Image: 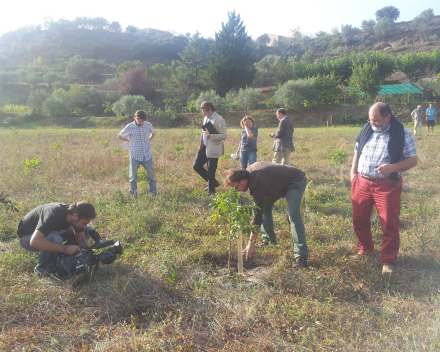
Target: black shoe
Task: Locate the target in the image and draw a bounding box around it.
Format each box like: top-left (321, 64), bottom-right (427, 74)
top-left (204, 181), bottom-right (220, 192)
top-left (34, 266), bottom-right (50, 277)
top-left (293, 257), bottom-right (307, 268)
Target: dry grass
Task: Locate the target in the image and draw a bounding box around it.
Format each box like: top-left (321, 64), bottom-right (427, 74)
top-left (0, 124), bottom-right (439, 351)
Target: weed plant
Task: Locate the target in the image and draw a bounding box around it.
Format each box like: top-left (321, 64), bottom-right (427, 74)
top-left (0, 126), bottom-right (439, 351)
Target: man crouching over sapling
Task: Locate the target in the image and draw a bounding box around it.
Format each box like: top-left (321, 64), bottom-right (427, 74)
top-left (17, 201), bottom-right (99, 277)
top-left (224, 162), bottom-right (309, 268)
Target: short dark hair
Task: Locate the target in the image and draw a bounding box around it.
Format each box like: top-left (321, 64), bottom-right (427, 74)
top-left (134, 110), bottom-right (147, 120)
top-left (277, 108), bottom-right (287, 116)
top-left (200, 101), bottom-right (215, 112)
top-left (375, 103), bottom-right (392, 118)
top-left (224, 169), bottom-right (250, 187)
top-left (68, 201), bottom-right (97, 220)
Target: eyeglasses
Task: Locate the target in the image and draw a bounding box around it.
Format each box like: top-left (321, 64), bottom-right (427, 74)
top-left (368, 116), bottom-right (386, 126)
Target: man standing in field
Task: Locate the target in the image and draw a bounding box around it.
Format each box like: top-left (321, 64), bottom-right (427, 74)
top-left (268, 108), bottom-right (295, 165)
top-left (17, 201), bottom-right (98, 276)
top-left (193, 101), bottom-right (227, 195)
top-left (118, 110), bottom-right (156, 197)
top-left (351, 103), bottom-right (417, 275)
top-left (426, 103), bottom-right (437, 135)
top-left (225, 162), bottom-right (309, 268)
top-left (411, 105), bottom-right (423, 137)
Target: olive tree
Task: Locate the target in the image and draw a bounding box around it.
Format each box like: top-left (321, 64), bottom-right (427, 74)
top-left (112, 95), bottom-right (153, 117)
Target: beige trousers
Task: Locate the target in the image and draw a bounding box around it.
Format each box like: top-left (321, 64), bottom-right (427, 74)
top-left (272, 150), bottom-right (291, 165)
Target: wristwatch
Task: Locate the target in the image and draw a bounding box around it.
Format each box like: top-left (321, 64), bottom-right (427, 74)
top-left (249, 239), bottom-right (256, 243)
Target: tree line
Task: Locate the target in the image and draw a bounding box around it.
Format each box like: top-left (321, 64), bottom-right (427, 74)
top-left (0, 8), bottom-right (440, 120)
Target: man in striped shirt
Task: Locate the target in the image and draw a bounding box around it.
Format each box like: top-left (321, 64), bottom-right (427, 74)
top-left (118, 110), bottom-right (157, 197)
top-left (350, 103), bottom-right (417, 275)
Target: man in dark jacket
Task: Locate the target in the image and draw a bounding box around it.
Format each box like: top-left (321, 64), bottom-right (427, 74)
top-left (269, 108), bottom-right (295, 165)
top-left (225, 162), bottom-right (309, 268)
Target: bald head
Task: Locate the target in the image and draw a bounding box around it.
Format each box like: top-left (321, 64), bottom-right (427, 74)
top-left (369, 102), bottom-right (392, 132)
top-left (369, 102), bottom-right (392, 118)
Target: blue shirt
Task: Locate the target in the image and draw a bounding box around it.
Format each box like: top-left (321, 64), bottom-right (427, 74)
top-left (240, 127), bottom-right (258, 153)
top-left (426, 108), bottom-right (437, 120)
top-left (119, 121), bottom-right (155, 162)
top-left (355, 125), bottom-right (417, 178)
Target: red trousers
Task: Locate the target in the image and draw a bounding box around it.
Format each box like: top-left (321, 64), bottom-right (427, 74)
top-left (351, 174), bottom-right (402, 265)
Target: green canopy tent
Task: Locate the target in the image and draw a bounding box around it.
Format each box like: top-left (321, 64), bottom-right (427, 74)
top-left (344, 84), bottom-right (423, 104)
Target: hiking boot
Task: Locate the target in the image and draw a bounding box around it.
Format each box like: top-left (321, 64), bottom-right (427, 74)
top-left (382, 264), bottom-right (395, 275)
top-left (293, 257), bottom-right (308, 268)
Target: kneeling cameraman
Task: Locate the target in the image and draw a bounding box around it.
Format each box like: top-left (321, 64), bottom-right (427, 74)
top-left (17, 201), bottom-right (99, 277)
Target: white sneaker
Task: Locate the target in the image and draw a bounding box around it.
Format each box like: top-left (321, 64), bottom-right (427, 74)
top-left (382, 265), bottom-right (395, 275)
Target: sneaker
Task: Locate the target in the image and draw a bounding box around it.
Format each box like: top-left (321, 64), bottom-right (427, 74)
top-left (349, 251), bottom-right (373, 259)
top-left (34, 266), bottom-right (50, 277)
top-left (293, 257), bottom-right (308, 268)
top-left (382, 264), bottom-right (395, 275)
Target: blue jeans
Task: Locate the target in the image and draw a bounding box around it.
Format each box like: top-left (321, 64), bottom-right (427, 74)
top-left (130, 157), bottom-right (157, 195)
top-left (261, 177), bottom-right (308, 259)
top-left (18, 226), bottom-right (93, 275)
top-left (240, 151), bottom-right (257, 169)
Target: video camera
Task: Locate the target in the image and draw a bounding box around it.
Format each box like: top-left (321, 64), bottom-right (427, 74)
top-left (55, 239), bottom-right (124, 280)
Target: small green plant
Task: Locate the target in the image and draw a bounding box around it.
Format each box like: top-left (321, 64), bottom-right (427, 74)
top-left (35, 132), bottom-right (42, 138)
top-left (326, 148), bottom-right (349, 182)
top-left (161, 251), bottom-right (177, 284)
top-left (100, 140), bottom-right (109, 148)
top-left (210, 188), bottom-right (258, 273)
top-left (47, 154), bottom-right (58, 162)
top-left (22, 157), bottom-right (44, 174)
top-left (11, 129), bottom-right (19, 137)
top-left (260, 146), bottom-right (269, 157)
top-left (111, 148), bottom-right (122, 153)
top-left (51, 142), bottom-right (61, 149)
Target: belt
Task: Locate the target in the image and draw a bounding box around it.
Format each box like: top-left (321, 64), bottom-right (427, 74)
top-left (360, 174), bottom-right (390, 181)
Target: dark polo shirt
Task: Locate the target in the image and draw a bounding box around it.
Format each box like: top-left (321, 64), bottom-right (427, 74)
top-left (247, 162), bottom-right (306, 226)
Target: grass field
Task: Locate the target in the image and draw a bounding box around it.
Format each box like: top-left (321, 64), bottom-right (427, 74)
top-left (0, 124), bottom-right (439, 351)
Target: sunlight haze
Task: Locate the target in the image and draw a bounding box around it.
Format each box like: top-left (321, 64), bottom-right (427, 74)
top-left (1, 0), bottom-right (439, 39)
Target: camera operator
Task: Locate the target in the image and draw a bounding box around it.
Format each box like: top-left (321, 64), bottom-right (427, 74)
top-left (17, 201), bottom-right (99, 277)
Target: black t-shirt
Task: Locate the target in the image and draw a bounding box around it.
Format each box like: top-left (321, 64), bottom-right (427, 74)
top-left (17, 203), bottom-right (71, 238)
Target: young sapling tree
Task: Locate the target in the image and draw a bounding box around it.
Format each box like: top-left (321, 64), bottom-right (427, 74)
top-left (210, 188), bottom-right (258, 275)
top-left (326, 148), bottom-right (349, 183)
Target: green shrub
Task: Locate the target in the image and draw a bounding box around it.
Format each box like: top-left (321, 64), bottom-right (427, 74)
top-left (112, 95), bottom-right (153, 117)
top-left (195, 90), bottom-right (227, 116)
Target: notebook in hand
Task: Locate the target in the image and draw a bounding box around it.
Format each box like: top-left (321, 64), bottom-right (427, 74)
top-left (202, 121), bottom-right (218, 134)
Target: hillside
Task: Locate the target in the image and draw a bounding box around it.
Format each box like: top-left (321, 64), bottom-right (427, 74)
top-left (1, 16), bottom-right (440, 70)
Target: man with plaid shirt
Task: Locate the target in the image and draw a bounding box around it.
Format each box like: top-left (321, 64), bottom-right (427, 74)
top-left (350, 103), bottom-right (417, 275)
top-left (118, 110), bottom-right (157, 196)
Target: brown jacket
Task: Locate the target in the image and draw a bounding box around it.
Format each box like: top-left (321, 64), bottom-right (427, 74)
top-left (247, 162), bottom-right (305, 226)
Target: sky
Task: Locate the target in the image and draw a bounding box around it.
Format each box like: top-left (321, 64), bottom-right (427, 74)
top-left (1, 0), bottom-right (439, 39)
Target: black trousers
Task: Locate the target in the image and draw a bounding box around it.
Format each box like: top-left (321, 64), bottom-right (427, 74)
top-left (193, 146), bottom-right (219, 193)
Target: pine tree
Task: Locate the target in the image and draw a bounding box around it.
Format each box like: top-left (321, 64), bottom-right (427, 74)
top-left (175, 33), bottom-right (212, 97)
top-left (208, 11), bottom-right (257, 97)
